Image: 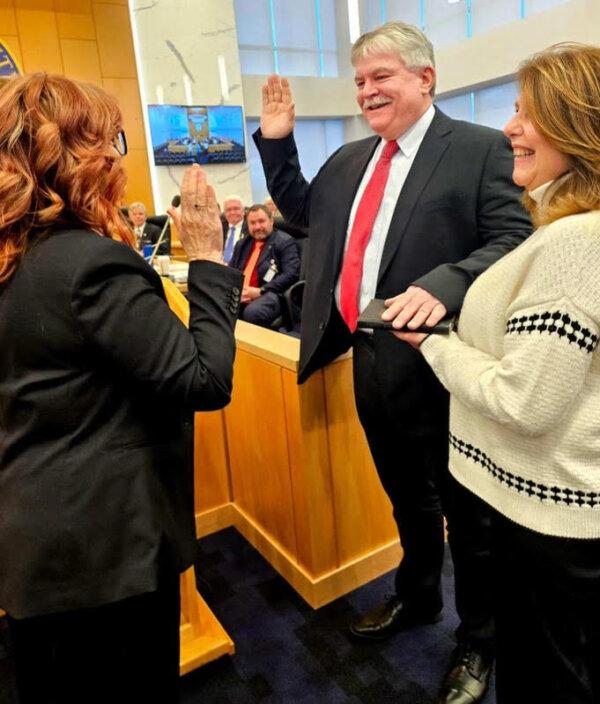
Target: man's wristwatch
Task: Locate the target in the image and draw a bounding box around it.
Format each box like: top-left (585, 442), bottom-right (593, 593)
top-left (259, 286), bottom-right (267, 295)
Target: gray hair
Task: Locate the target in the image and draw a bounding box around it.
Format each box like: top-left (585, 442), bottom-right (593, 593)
top-left (223, 194), bottom-right (244, 207)
top-left (127, 202), bottom-right (147, 214)
top-left (351, 21), bottom-right (436, 95)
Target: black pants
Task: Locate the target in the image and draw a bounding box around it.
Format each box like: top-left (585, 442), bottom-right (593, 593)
top-left (492, 511), bottom-right (600, 703)
top-left (6, 566), bottom-right (181, 704)
top-left (353, 333), bottom-right (494, 652)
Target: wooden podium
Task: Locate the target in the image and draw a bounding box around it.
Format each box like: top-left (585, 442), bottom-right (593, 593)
top-left (194, 321), bottom-right (402, 609)
top-left (162, 280), bottom-right (234, 674)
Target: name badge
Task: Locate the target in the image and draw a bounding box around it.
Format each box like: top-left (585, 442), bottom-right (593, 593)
top-left (263, 259), bottom-right (278, 283)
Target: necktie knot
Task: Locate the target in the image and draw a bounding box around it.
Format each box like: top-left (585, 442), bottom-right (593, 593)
top-left (381, 140), bottom-right (399, 162)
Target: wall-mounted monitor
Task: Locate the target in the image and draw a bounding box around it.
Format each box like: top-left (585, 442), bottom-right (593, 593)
top-left (147, 104), bottom-right (246, 166)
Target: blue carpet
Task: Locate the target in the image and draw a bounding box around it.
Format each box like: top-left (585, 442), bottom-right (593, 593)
top-left (0, 528), bottom-right (496, 703)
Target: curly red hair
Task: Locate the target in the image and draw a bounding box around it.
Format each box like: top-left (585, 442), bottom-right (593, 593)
top-left (0, 73), bottom-right (135, 284)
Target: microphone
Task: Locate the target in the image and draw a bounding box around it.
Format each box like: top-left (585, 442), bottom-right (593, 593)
top-left (148, 194), bottom-right (180, 265)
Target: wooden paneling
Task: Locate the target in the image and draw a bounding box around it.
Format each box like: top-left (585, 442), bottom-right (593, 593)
top-left (282, 368), bottom-right (338, 575)
top-left (0, 4), bottom-right (18, 35)
top-left (225, 350), bottom-right (298, 557)
top-left (92, 2), bottom-right (136, 78)
top-left (101, 76), bottom-right (146, 150)
top-left (194, 411), bottom-right (231, 513)
top-left (15, 8), bottom-right (63, 74)
top-left (324, 359), bottom-right (398, 564)
top-left (14, 0), bottom-right (54, 9)
top-left (55, 0), bottom-right (94, 39)
top-left (0, 35), bottom-right (22, 70)
top-left (60, 38), bottom-right (101, 82)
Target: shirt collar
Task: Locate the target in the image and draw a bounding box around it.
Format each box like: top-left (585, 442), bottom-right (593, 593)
top-left (528, 180), bottom-right (555, 205)
top-left (528, 172), bottom-right (570, 207)
top-left (393, 104), bottom-right (436, 158)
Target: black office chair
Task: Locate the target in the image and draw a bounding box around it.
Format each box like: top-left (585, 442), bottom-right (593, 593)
top-left (270, 238), bottom-right (308, 334)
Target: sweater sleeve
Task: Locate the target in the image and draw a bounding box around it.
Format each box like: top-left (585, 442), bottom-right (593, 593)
top-left (421, 224), bottom-right (600, 436)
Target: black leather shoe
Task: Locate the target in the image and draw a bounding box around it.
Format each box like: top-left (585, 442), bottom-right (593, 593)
top-left (349, 597), bottom-right (442, 641)
top-left (436, 646), bottom-right (493, 704)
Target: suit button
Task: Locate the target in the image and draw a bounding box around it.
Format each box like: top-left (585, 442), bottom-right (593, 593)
top-left (230, 305), bottom-right (238, 314)
top-left (232, 287), bottom-right (240, 295)
top-left (318, 322), bottom-right (325, 330)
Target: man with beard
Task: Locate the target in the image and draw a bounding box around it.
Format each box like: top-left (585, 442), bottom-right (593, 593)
top-left (229, 204), bottom-right (300, 328)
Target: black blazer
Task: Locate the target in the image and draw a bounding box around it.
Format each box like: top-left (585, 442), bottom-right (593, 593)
top-left (229, 229), bottom-right (300, 295)
top-left (254, 109), bottom-right (532, 420)
top-left (0, 229), bottom-right (243, 618)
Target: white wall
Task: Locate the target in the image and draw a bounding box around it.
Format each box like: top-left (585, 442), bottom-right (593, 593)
top-left (129, 0), bottom-right (252, 212)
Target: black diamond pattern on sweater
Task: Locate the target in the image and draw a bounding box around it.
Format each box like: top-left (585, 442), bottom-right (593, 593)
top-left (449, 433), bottom-right (600, 509)
top-left (506, 310), bottom-right (598, 352)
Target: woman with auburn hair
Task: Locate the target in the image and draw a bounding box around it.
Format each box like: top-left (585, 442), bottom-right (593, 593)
top-left (0, 73), bottom-right (242, 703)
top-left (386, 43), bottom-right (600, 703)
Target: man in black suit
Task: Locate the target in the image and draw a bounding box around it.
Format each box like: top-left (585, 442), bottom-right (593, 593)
top-left (128, 201), bottom-right (167, 254)
top-left (229, 204), bottom-right (300, 328)
top-left (254, 21), bottom-right (531, 704)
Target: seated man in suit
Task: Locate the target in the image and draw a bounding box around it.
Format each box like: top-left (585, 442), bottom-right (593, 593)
top-left (127, 202), bottom-right (168, 255)
top-left (229, 204), bottom-right (300, 328)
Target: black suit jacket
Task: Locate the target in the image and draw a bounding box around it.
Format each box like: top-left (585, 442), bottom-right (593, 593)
top-left (229, 229), bottom-right (300, 295)
top-left (0, 229), bottom-right (243, 618)
top-left (254, 109), bottom-right (532, 421)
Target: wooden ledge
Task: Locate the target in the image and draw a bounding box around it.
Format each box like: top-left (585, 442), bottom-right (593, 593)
top-left (234, 320), bottom-right (300, 371)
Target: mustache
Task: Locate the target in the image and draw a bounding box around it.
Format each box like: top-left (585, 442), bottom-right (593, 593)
top-left (363, 96), bottom-right (392, 109)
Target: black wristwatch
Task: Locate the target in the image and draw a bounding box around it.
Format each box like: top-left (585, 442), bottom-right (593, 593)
top-left (259, 285), bottom-right (267, 295)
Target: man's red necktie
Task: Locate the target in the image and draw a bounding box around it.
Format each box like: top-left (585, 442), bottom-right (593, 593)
top-left (339, 140), bottom-right (400, 332)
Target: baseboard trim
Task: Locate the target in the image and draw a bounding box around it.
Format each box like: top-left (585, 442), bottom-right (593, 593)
top-left (195, 503), bottom-right (401, 609)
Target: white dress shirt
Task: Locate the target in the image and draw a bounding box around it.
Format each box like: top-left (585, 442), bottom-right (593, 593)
top-left (335, 104), bottom-right (436, 317)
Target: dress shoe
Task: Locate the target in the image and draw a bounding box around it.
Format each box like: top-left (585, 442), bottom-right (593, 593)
top-left (436, 646), bottom-right (493, 704)
top-left (349, 597), bottom-right (442, 641)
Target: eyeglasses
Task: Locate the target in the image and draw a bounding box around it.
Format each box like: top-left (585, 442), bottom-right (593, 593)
top-left (112, 130), bottom-right (127, 156)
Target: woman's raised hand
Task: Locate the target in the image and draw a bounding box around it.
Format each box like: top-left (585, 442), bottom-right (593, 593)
top-left (168, 164), bottom-right (224, 264)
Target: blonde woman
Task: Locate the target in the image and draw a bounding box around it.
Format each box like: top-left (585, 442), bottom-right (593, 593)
top-left (387, 43), bottom-right (600, 703)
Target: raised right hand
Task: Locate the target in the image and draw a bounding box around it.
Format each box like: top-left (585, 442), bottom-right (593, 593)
top-left (168, 164), bottom-right (224, 264)
top-left (260, 74), bottom-right (295, 139)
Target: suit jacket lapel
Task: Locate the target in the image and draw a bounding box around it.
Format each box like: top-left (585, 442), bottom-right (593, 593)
top-left (377, 109), bottom-right (453, 284)
top-left (257, 236), bottom-right (273, 268)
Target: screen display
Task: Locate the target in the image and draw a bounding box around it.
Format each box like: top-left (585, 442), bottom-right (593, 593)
top-left (147, 104), bottom-right (246, 166)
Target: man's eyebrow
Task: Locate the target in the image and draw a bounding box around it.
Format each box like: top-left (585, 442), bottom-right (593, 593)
top-left (354, 66), bottom-right (393, 80)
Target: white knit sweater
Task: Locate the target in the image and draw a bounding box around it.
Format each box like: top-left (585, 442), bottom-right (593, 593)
top-left (421, 183), bottom-right (600, 538)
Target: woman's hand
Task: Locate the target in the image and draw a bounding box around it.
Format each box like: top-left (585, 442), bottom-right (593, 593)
top-left (168, 164), bottom-right (224, 264)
